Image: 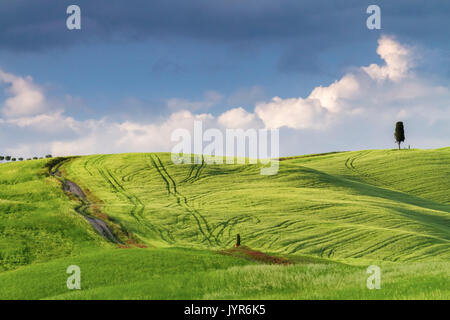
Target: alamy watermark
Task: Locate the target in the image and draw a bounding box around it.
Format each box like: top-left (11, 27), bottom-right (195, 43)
top-left (366, 5), bottom-right (381, 30)
top-left (366, 265), bottom-right (381, 289)
top-left (171, 121), bottom-right (279, 175)
top-left (66, 5), bottom-right (81, 30)
top-left (66, 265), bottom-right (81, 290)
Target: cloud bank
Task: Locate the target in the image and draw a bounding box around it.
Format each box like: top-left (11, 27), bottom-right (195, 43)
top-left (0, 36), bottom-right (448, 158)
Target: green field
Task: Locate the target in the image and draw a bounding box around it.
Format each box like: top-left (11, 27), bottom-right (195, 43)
top-left (0, 148), bottom-right (449, 299)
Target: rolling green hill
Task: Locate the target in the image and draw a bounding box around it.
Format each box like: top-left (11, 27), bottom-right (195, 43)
top-left (0, 148), bottom-right (449, 299)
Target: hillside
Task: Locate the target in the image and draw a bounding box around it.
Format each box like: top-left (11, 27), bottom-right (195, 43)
top-left (60, 149), bottom-right (450, 262)
top-left (0, 148), bottom-right (449, 299)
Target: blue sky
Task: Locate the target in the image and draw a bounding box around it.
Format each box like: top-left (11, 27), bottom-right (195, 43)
top-left (0, 0), bottom-right (449, 157)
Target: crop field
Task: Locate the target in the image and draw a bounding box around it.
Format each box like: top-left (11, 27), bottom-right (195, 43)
top-left (0, 148), bottom-right (449, 299)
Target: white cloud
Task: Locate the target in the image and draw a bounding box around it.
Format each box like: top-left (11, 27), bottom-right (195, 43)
top-left (0, 35), bottom-right (449, 158)
top-left (255, 97), bottom-right (328, 130)
top-left (253, 34), bottom-right (449, 132)
top-left (0, 69), bottom-right (47, 118)
top-left (362, 35), bottom-right (414, 81)
top-left (114, 111), bottom-right (214, 152)
top-left (5, 111), bottom-right (80, 133)
top-left (48, 110), bottom-right (215, 156)
top-left (218, 107), bottom-right (262, 129)
top-left (308, 74), bottom-right (360, 113)
top-left (253, 73), bottom-right (361, 130)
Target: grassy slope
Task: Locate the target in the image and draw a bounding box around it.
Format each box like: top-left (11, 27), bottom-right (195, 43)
top-left (286, 148), bottom-right (450, 204)
top-left (62, 150), bottom-right (449, 263)
top-left (1, 248), bottom-right (447, 299)
top-left (0, 148), bottom-right (449, 299)
top-left (0, 160), bottom-right (109, 271)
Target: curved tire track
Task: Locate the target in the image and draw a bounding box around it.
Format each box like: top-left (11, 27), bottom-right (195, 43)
top-left (84, 156), bottom-right (175, 244)
top-left (149, 154), bottom-right (216, 246)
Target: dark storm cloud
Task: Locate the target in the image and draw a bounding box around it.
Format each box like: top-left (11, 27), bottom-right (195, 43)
top-left (0, 0), bottom-right (448, 73)
top-left (1, 0), bottom-right (359, 50)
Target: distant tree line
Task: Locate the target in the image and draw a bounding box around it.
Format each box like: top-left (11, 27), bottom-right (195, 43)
top-left (0, 155), bottom-right (52, 162)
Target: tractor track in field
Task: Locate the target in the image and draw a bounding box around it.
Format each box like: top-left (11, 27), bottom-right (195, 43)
top-left (345, 151), bottom-right (371, 170)
top-left (149, 154), bottom-right (217, 246)
top-left (181, 156), bottom-right (206, 184)
top-left (344, 150), bottom-right (388, 186)
top-left (208, 214), bottom-right (258, 246)
top-left (52, 154), bottom-right (266, 249)
top-left (121, 167), bottom-right (148, 182)
top-left (149, 154), bottom-right (261, 247)
top-left (181, 162), bottom-right (197, 183)
top-left (193, 158), bottom-right (207, 183)
top-left (90, 156), bottom-right (175, 244)
top-left (150, 154), bottom-right (260, 245)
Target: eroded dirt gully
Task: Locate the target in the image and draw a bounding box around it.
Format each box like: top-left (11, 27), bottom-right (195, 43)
top-left (47, 157), bottom-right (121, 244)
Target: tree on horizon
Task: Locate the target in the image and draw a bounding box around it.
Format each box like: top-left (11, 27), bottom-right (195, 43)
top-left (395, 121), bottom-right (405, 150)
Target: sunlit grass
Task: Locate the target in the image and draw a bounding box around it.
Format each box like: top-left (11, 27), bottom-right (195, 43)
top-left (0, 148), bottom-right (448, 299)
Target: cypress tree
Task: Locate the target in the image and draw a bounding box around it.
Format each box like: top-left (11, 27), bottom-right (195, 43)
top-left (394, 121), bottom-right (405, 150)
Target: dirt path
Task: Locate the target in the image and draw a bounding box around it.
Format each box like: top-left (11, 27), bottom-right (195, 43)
top-left (63, 179), bottom-right (86, 199)
top-left (48, 158), bottom-right (121, 244)
top-left (219, 246), bottom-right (292, 265)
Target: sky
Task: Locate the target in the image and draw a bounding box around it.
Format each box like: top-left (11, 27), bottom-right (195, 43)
top-left (0, 0), bottom-right (449, 158)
